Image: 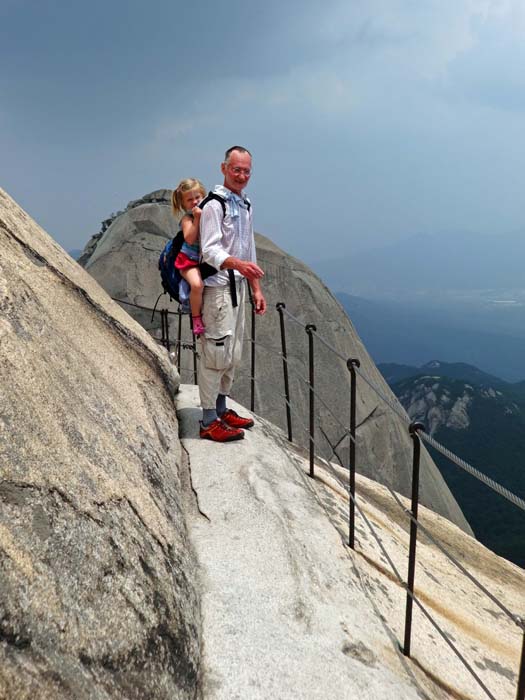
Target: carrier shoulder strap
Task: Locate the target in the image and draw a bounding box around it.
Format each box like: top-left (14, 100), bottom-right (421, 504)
top-left (199, 191), bottom-right (251, 214)
top-left (198, 192), bottom-right (227, 217)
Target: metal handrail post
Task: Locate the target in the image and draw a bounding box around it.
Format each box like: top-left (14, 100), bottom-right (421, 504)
top-left (248, 285), bottom-right (255, 412)
top-left (403, 421), bottom-right (425, 657)
top-left (160, 309), bottom-right (166, 348)
top-left (186, 313), bottom-right (197, 384)
top-left (347, 358), bottom-right (360, 549)
top-left (277, 303), bottom-right (293, 442)
top-left (191, 313), bottom-right (198, 385)
top-left (161, 309), bottom-right (170, 352)
top-left (164, 309), bottom-right (171, 353)
top-left (517, 623), bottom-right (525, 700)
top-left (176, 307), bottom-right (183, 370)
top-left (305, 324), bottom-right (317, 478)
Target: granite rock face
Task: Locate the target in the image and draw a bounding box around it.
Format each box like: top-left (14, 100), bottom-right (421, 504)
top-left (399, 377), bottom-right (474, 435)
top-left (0, 189), bottom-right (200, 699)
top-left (79, 194), bottom-right (471, 534)
top-left (80, 190), bottom-right (179, 337)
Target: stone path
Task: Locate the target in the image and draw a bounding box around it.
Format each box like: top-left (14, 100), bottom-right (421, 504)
top-left (176, 385), bottom-right (426, 700)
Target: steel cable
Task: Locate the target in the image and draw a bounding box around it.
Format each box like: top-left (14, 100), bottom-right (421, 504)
top-left (280, 306), bottom-right (309, 329)
top-left (309, 386), bottom-right (357, 445)
top-left (346, 488), bottom-right (498, 700)
top-left (311, 328), bottom-right (350, 364)
top-left (354, 365), bottom-right (409, 423)
top-left (232, 365), bottom-right (311, 440)
top-left (112, 296), bottom-right (183, 316)
top-left (419, 431), bottom-right (525, 513)
top-left (351, 365), bottom-right (525, 512)
top-left (251, 338), bottom-right (358, 445)
top-left (385, 485), bottom-right (523, 628)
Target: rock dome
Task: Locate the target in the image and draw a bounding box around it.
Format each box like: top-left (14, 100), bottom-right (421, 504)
top-left (80, 192), bottom-right (471, 533)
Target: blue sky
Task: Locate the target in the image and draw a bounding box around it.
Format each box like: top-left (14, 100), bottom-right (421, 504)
top-left (2, 0), bottom-right (525, 264)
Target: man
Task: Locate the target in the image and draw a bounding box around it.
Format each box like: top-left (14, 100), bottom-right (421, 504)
top-left (198, 146), bottom-right (267, 442)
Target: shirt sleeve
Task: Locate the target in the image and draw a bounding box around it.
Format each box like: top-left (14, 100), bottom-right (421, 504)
top-left (249, 210), bottom-right (257, 264)
top-left (199, 201), bottom-right (230, 270)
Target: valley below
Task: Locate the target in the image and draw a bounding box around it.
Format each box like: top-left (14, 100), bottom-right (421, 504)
top-left (334, 283), bottom-right (525, 568)
top-left (378, 360), bottom-right (525, 568)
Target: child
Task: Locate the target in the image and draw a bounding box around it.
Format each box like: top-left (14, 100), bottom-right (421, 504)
top-left (171, 178), bottom-right (207, 335)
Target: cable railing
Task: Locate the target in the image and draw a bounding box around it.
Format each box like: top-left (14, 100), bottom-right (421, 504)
top-left (419, 429), bottom-right (525, 513)
top-left (274, 304), bottom-right (525, 700)
top-left (112, 292), bottom-right (525, 700)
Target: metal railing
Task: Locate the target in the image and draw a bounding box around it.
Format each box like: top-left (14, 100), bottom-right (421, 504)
top-left (274, 303), bottom-right (525, 700)
top-left (113, 293), bottom-right (525, 700)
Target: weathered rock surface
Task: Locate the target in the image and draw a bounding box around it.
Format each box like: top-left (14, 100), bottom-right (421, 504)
top-left (0, 188), bottom-right (200, 699)
top-left (79, 194), bottom-right (471, 534)
top-left (80, 190), bottom-right (179, 335)
top-left (399, 376), bottom-right (474, 434)
top-left (78, 189), bottom-right (173, 269)
top-left (177, 384), bottom-right (525, 700)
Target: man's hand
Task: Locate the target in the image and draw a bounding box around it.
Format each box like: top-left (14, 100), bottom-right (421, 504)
top-left (222, 257), bottom-right (264, 282)
top-left (252, 289), bottom-right (267, 315)
top-left (236, 260), bottom-right (264, 281)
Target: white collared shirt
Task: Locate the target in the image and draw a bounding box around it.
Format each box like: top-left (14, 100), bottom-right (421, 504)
top-left (199, 186), bottom-right (257, 287)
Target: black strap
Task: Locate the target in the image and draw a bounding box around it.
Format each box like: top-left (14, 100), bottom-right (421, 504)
top-left (199, 192), bottom-right (227, 217)
top-left (228, 269), bottom-right (238, 308)
top-left (199, 190), bottom-right (251, 214)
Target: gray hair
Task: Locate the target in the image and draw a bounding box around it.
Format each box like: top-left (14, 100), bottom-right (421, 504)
top-left (224, 145), bottom-right (252, 163)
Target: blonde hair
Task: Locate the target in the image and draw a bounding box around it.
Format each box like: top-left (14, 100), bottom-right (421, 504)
top-left (171, 178), bottom-right (206, 216)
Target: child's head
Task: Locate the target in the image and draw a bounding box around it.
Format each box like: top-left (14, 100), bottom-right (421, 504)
top-left (172, 178), bottom-right (206, 215)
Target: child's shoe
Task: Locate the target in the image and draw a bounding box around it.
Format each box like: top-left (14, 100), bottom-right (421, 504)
top-left (192, 315), bottom-right (205, 336)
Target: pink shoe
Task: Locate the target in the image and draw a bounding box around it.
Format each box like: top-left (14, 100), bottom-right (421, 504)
top-left (192, 316), bottom-right (205, 336)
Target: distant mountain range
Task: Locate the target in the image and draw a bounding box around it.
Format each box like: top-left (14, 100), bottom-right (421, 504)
top-left (337, 292), bottom-right (525, 382)
top-left (379, 360), bottom-right (525, 567)
top-left (379, 360), bottom-right (525, 397)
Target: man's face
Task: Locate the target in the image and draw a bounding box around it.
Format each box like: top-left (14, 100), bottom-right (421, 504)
top-left (221, 150), bottom-right (252, 195)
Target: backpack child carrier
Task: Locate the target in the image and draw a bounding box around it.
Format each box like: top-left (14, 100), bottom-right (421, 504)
top-left (155, 190), bottom-right (251, 315)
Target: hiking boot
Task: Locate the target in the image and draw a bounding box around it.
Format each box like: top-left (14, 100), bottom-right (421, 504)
top-left (220, 409), bottom-right (254, 430)
top-left (199, 419), bottom-right (244, 442)
top-left (192, 316), bottom-right (205, 336)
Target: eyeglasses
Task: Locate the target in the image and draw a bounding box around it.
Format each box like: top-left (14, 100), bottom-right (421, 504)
top-left (228, 166), bottom-right (251, 176)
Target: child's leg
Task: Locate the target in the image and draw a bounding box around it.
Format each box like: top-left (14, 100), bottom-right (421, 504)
top-left (181, 267), bottom-right (204, 319)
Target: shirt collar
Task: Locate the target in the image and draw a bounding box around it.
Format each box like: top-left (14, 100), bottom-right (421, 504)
top-left (213, 185), bottom-right (250, 218)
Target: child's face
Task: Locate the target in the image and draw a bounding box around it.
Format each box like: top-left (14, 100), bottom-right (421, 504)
top-left (181, 189), bottom-right (203, 211)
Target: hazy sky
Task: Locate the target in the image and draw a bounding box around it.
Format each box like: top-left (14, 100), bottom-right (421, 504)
top-left (2, 0), bottom-right (525, 263)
